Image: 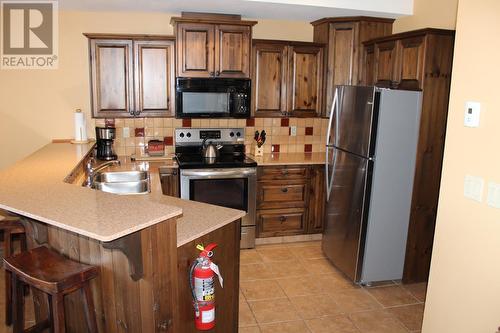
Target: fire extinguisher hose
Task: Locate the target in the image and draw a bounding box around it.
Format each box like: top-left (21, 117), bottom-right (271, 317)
top-left (189, 259), bottom-right (200, 317)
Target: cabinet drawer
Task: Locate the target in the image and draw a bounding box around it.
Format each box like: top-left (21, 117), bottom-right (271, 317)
top-left (257, 208), bottom-right (306, 237)
top-left (257, 182), bottom-right (307, 209)
top-left (258, 166), bottom-right (309, 180)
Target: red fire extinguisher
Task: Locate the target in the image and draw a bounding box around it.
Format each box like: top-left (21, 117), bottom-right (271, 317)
top-left (189, 243), bottom-right (223, 331)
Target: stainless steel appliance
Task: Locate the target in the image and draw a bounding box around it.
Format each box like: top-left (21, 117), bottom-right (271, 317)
top-left (95, 127), bottom-right (117, 161)
top-left (323, 85), bottom-right (422, 284)
top-left (175, 78), bottom-right (251, 118)
top-left (175, 128), bottom-right (257, 248)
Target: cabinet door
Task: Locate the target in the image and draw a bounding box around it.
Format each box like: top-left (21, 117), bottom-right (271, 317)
top-left (215, 25), bottom-right (251, 78)
top-left (252, 42), bottom-right (288, 117)
top-left (307, 165), bottom-right (326, 234)
top-left (287, 45), bottom-right (323, 117)
top-left (396, 36), bottom-right (425, 90)
top-left (159, 168), bottom-right (179, 197)
top-left (176, 23), bottom-right (215, 77)
top-left (90, 39), bottom-right (134, 118)
top-left (362, 44), bottom-right (375, 86)
top-left (134, 40), bottom-right (175, 117)
top-left (374, 40), bottom-right (398, 87)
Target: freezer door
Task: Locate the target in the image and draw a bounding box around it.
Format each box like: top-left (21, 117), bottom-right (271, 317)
top-left (322, 148), bottom-right (373, 282)
top-left (332, 86), bottom-right (377, 158)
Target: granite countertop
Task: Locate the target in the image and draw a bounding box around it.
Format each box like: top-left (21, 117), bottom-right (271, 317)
top-left (248, 152), bottom-right (325, 166)
top-left (0, 143), bottom-right (245, 244)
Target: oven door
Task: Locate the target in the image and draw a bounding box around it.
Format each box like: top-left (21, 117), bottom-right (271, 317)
top-left (180, 167), bottom-right (256, 228)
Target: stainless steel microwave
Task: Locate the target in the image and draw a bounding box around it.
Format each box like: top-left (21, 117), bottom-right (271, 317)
top-left (175, 78), bottom-right (251, 118)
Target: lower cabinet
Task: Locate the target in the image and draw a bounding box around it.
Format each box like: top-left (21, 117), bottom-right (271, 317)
top-left (256, 165), bottom-right (325, 237)
top-left (159, 167), bottom-right (180, 197)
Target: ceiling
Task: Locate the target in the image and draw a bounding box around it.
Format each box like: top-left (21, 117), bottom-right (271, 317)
top-left (58, 0), bottom-right (414, 21)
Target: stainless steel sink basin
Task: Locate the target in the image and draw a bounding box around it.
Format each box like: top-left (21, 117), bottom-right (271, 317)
top-left (92, 171), bottom-right (150, 195)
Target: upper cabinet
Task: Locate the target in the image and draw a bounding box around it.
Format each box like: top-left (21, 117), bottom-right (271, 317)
top-left (311, 17), bottom-right (394, 117)
top-left (171, 14), bottom-right (256, 78)
top-left (86, 35), bottom-right (175, 118)
top-left (252, 40), bottom-right (324, 118)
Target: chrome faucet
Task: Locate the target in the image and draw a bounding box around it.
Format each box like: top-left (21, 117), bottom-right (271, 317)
top-left (85, 158), bottom-right (120, 187)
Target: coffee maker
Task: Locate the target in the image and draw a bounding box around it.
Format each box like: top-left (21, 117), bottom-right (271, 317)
top-left (95, 127), bottom-right (117, 161)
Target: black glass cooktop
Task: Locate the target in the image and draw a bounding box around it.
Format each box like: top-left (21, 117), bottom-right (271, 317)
top-left (175, 153), bottom-right (257, 169)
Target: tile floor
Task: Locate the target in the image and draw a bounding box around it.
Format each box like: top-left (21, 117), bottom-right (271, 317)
top-left (239, 241), bottom-right (427, 333)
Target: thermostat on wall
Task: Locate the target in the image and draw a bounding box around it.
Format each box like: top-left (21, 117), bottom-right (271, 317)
top-left (464, 101), bottom-right (480, 127)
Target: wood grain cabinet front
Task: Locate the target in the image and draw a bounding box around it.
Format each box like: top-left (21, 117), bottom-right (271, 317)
top-left (252, 40), bottom-right (324, 118)
top-left (159, 168), bottom-right (180, 197)
top-left (172, 17), bottom-right (256, 78)
top-left (256, 165), bottom-right (325, 237)
top-left (87, 35), bottom-right (175, 118)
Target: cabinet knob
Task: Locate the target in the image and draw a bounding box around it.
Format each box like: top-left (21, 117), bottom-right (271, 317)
top-left (279, 216), bottom-right (287, 222)
top-left (216, 70), bottom-right (220, 76)
top-left (281, 170), bottom-right (289, 176)
top-left (281, 187), bottom-right (288, 193)
top-left (209, 71), bottom-right (215, 76)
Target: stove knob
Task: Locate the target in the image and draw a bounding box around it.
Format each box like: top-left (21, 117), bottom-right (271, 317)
top-left (230, 132), bottom-right (235, 137)
top-left (236, 132), bottom-right (241, 137)
top-left (186, 132), bottom-right (191, 138)
top-left (179, 133), bottom-right (185, 138)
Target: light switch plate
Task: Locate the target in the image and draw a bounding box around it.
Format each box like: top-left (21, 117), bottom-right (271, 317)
top-left (487, 182), bottom-right (500, 208)
top-left (464, 175), bottom-right (484, 202)
top-left (464, 101), bottom-right (480, 127)
top-left (290, 126), bottom-right (297, 136)
top-left (123, 127), bottom-right (130, 138)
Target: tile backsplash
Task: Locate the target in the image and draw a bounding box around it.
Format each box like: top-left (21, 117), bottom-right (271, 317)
top-left (94, 117), bottom-right (328, 157)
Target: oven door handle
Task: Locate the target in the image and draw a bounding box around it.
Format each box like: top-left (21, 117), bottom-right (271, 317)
top-left (181, 168), bottom-right (257, 178)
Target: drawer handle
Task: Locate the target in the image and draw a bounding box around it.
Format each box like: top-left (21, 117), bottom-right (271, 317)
top-left (281, 170), bottom-right (289, 176)
top-left (281, 187), bottom-right (288, 193)
top-left (279, 216), bottom-right (287, 222)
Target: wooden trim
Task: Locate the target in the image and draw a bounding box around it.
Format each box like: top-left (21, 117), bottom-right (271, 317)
top-left (170, 17), bottom-right (257, 26)
top-left (102, 232), bottom-right (144, 281)
top-left (181, 12), bottom-right (242, 21)
top-left (311, 16), bottom-right (395, 26)
top-left (252, 39), bottom-right (325, 48)
top-left (363, 28), bottom-right (455, 45)
top-left (83, 33), bottom-right (175, 41)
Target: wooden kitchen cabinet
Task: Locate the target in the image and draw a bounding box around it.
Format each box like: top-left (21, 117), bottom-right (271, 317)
top-left (171, 14), bottom-right (256, 78)
top-left (311, 17), bottom-right (394, 117)
top-left (86, 34), bottom-right (175, 118)
top-left (256, 165), bottom-right (325, 237)
top-left (363, 29), bottom-right (455, 283)
top-left (252, 40), bottom-right (324, 118)
top-left (159, 167), bottom-right (180, 197)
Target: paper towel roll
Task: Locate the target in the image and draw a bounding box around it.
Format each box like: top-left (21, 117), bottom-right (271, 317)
top-left (74, 109), bottom-right (88, 142)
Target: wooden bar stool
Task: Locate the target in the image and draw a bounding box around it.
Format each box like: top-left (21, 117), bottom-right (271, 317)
top-left (0, 212), bottom-right (27, 326)
top-left (3, 246), bottom-right (99, 333)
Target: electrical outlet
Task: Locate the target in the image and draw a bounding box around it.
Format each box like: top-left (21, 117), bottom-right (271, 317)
top-left (123, 127), bottom-right (130, 138)
top-left (464, 101), bottom-right (480, 127)
top-left (290, 126), bottom-right (297, 136)
top-left (464, 175), bottom-right (484, 202)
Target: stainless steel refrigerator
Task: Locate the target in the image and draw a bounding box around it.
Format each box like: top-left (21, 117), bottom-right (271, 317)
top-left (323, 85), bottom-right (422, 284)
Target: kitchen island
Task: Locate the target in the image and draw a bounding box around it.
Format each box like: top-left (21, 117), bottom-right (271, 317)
top-left (0, 142), bottom-right (244, 332)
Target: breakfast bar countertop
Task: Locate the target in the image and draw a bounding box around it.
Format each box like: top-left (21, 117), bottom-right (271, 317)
top-left (0, 143), bottom-right (245, 243)
top-left (248, 152), bottom-right (326, 166)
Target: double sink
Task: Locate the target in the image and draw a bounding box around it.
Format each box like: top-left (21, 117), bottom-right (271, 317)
top-left (92, 170), bottom-right (150, 195)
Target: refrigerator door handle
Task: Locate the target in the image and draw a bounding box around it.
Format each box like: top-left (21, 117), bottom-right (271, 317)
top-left (325, 148), bottom-right (337, 202)
top-left (326, 88), bottom-right (339, 146)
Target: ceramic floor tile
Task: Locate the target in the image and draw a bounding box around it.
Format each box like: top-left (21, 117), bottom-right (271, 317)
top-left (240, 263), bottom-right (275, 281)
top-left (402, 283), bottom-right (427, 302)
top-left (286, 241), bottom-right (322, 248)
top-left (332, 289), bottom-right (381, 313)
top-left (289, 245), bottom-right (325, 260)
top-left (315, 273), bottom-right (360, 293)
top-left (277, 276), bottom-right (324, 297)
top-left (299, 258), bottom-right (339, 274)
top-left (239, 326), bottom-right (261, 333)
top-left (256, 247), bottom-right (296, 262)
top-left (349, 309), bottom-right (408, 333)
top-left (240, 279), bottom-right (286, 301)
top-left (289, 294), bottom-right (342, 319)
top-left (367, 285), bottom-right (419, 307)
top-left (239, 299), bottom-right (258, 327)
top-left (387, 304), bottom-right (424, 331)
top-left (266, 260), bottom-right (309, 278)
top-left (306, 315), bottom-right (361, 333)
top-left (241, 249), bottom-right (264, 265)
top-left (260, 320), bottom-right (311, 333)
top-left (248, 298), bottom-right (301, 324)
